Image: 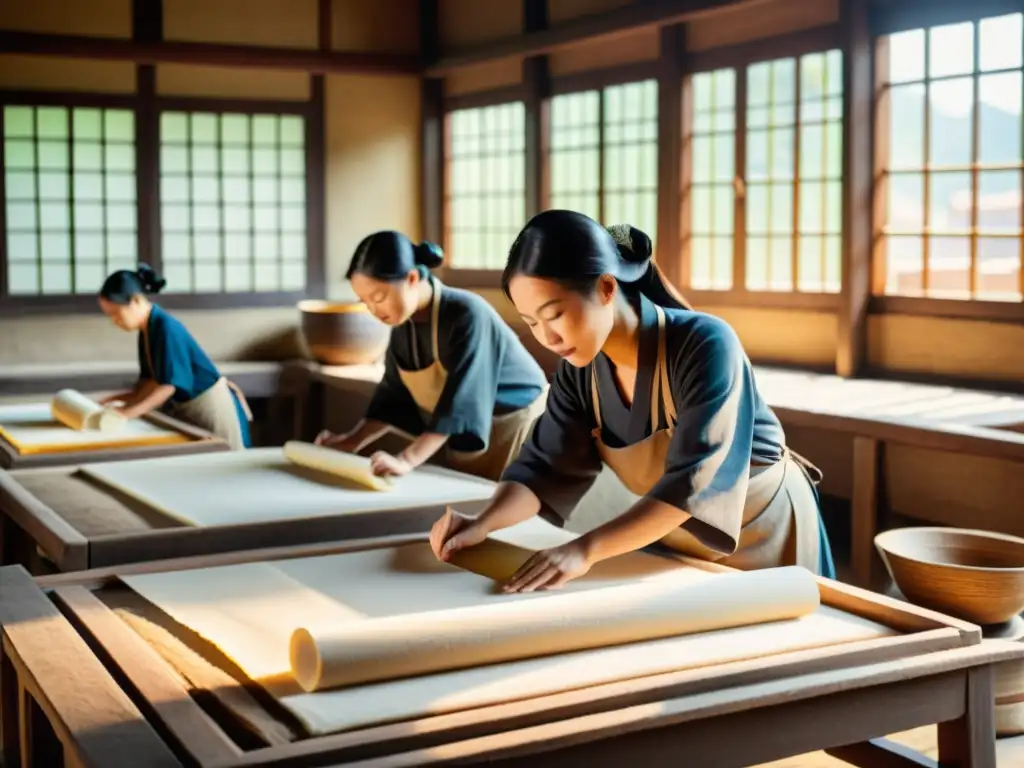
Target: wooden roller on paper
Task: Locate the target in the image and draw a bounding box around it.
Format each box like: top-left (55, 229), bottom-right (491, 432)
top-left (282, 440), bottom-right (393, 491)
top-left (289, 564), bottom-right (822, 693)
top-left (51, 389), bottom-right (127, 433)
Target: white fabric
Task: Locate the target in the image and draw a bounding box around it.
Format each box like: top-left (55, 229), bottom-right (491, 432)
top-left (122, 517), bottom-right (896, 737)
top-left (82, 447), bottom-right (496, 527)
top-left (0, 402), bottom-right (179, 451)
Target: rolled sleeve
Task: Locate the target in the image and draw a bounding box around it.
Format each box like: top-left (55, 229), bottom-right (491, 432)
top-left (427, 312), bottom-right (499, 452)
top-left (500, 363), bottom-right (602, 523)
top-left (648, 319), bottom-right (755, 556)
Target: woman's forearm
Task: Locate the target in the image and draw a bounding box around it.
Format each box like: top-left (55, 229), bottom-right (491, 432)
top-left (346, 418), bottom-right (390, 451)
top-left (398, 432), bottom-right (449, 467)
top-left (120, 381), bottom-right (175, 419)
top-left (579, 496), bottom-right (691, 563)
top-left (476, 482), bottom-right (543, 533)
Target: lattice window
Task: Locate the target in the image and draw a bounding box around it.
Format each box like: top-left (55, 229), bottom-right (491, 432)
top-left (547, 80), bottom-right (658, 243)
top-left (159, 111), bottom-right (307, 294)
top-left (602, 79), bottom-right (659, 238)
top-left (684, 49), bottom-right (843, 294)
top-left (877, 13), bottom-right (1023, 300)
top-left (445, 103), bottom-right (526, 269)
top-left (548, 91), bottom-right (600, 221)
top-left (689, 69), bottom-right (736, 290)
top-left (3, 105), bottom-right (137, 296)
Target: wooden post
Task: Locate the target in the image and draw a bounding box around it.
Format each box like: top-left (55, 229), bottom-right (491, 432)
top-left (420, 1), bottom-right (444, 246)
top-left (836, 0), bottom-right (873, 377)
top-left (657, 24), bottom-right (685, 287)
top-left (523, 0), bottom-right (550, 218)
top-left (851, 435), bottom-right (882, 589)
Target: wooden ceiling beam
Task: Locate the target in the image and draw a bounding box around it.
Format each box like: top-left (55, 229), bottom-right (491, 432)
top-left (425, 0), bottom-right (772, 74)
top-left (0, 30), bottom-right (421, 76)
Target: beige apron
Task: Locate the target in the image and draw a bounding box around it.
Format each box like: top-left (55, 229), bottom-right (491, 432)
top-left (589, 305), bottom-right (822, 572)
top-left (143, 330), bottom-right (252, 451)
top-left (397, 277), bottom-right (547, 482)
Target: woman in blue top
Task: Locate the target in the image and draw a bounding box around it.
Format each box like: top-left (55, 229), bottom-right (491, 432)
top-left (96, 264), bottom-right (252, 449)
top-left (429, 211), bottom-right (835, 591)
top-left (315, 231), bottom-right (549, 482)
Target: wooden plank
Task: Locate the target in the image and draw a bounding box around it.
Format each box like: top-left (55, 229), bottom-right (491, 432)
top-left (426, 0), bottom-right (770, 74)
top-left (0, 468), bottom-right (89, 572)
top-left (771, 406), bottom-right (1024, 464)
top-left (51, 586), bottom-right (243, 765)
top-left (836, 0), bottom-right (873, 377)
top-left (35, 533), bottom-right (429, 589)
top-left (221, 630), bottom-right (966, 767)
top-left (851, 436), bottom-right (882, 589)
top-left (0, 566), bottom-right (180, 768)
top-left (326, 646), bottom-right (1024, 767)
top-left (84, 498), bottom-right (488, 570)
top-left (0, 30), bottom-right (420, 75)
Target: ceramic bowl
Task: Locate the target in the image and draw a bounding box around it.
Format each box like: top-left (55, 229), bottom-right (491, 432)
top-left (875, 526), bottom-right (1024, 626)
top-left (298, 300), bottom-right (390, 366)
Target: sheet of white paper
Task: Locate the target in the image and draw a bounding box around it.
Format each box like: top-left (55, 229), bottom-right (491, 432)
top-left (121, 518), bottom-right (896, 737)
top-left (83, 447), bottom-right (496, 527)
top-left (0, 402), bottom-right (180, 450)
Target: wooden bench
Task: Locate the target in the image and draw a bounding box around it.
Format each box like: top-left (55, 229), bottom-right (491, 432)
top-left (755, 367), bottom-right (1024, 589)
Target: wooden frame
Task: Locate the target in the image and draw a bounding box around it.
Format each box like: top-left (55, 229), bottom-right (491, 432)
top-left (2, 536), bottom-right (1020, 767)
top-left (0, 409), bottom-right (225, 470)
top-left (868, 1), bottom-right (1024, 325)
top-left (0, 459), bottom-right (492, 573)
top-left (679, 25), bottom-right (847, 310)
top-left (0, 0), bottom-right (330, 312)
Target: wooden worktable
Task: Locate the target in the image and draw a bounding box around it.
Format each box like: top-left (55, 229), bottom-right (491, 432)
top-left (2, 536), bottom-right (1021, 768)
top-left (0, 447), bottom-right (493, 574)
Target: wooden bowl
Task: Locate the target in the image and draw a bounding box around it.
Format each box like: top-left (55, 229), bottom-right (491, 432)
top-left (298, 300), bottom-right (390, 366)
top-left (875, 527), bottom-right (1024, 626)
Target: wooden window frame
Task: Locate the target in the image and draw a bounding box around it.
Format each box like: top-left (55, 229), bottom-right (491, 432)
top-left (869, 1), bottom-right (1024, 324)
top-left (0, 86), bottom-right (325, 315)
top-left (437, 88), bottom-right (528, 290)
top-left (679, 25), bottom-right (844, 311)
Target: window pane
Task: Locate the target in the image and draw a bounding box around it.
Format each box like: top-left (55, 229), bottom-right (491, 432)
top-left (885, 235), bottom-right (924, 294)
top-left (978, 236), bottom-right (1022, 300)
top-left (929, 171), bottom-right (971, 231)
top-left (980, 14), bottom-right (1023, 71)
top-left (888, 173), bottom-right (924, 230)
top-left (978, 170), bottom-right (1021, 232)
top-left (929, 22), bottom-right (974, 78)
top-left (929, 78), bottom-right (973, 166)
top-left (978, 73), bottom-right (1022, 165)
top-left (156, 109), bottom-right (308, 294)
top-left (889, 84), bottom-right (926, 169)
top-left (4, 107), bottom-right (34, 138)
top-left (746, 236), bottom-right (768, 290)
top-left (928, 236), bottom-right (970, 297)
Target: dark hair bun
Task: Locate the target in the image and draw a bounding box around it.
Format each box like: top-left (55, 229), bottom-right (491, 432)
top-left (606, 224), bottom-right (652, 264)
top-left (413, 241), bottom-right (444, 269)
top-left (136, 263), bottom-right (167, 295)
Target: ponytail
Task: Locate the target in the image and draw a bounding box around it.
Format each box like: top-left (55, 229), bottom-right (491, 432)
top-left (605, 224), bottom-right (693, 311)
top-left (99, 263), bottom-right (166, 305)
top-left (502, 210), bottom-right (693, 312)
top-left (345, 230), bottom-right (442, 281)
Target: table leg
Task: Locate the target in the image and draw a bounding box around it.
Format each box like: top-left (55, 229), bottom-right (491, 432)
top-left (937, 666), bottom-right (997, 767)
top-left (1, 648), bottom-right (20, 768)
top-left (851, 436), bottom-right (881, 589)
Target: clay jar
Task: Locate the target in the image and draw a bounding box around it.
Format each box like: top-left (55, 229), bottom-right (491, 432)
top-left (298, 300), bottom-right (390, 366)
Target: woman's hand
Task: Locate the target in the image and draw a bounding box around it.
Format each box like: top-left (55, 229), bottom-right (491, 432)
top-left (97, 391), bottom-right (130, 406)
top-left (369, 451), bottom-right (413, 477)
top-left (502, 539), bottom-right (593, 593)
top-left (315, 429), bottom-right (355, 450)
top-left (429, 506), bottom-right (489, 561)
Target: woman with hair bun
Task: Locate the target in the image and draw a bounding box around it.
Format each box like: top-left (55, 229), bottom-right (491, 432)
top-left (429, 210), bottom-right (835, 590)
top-left (97, 264), bottom-right (252, 449)
top-left (315, 230), bottom-right (548, 482)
